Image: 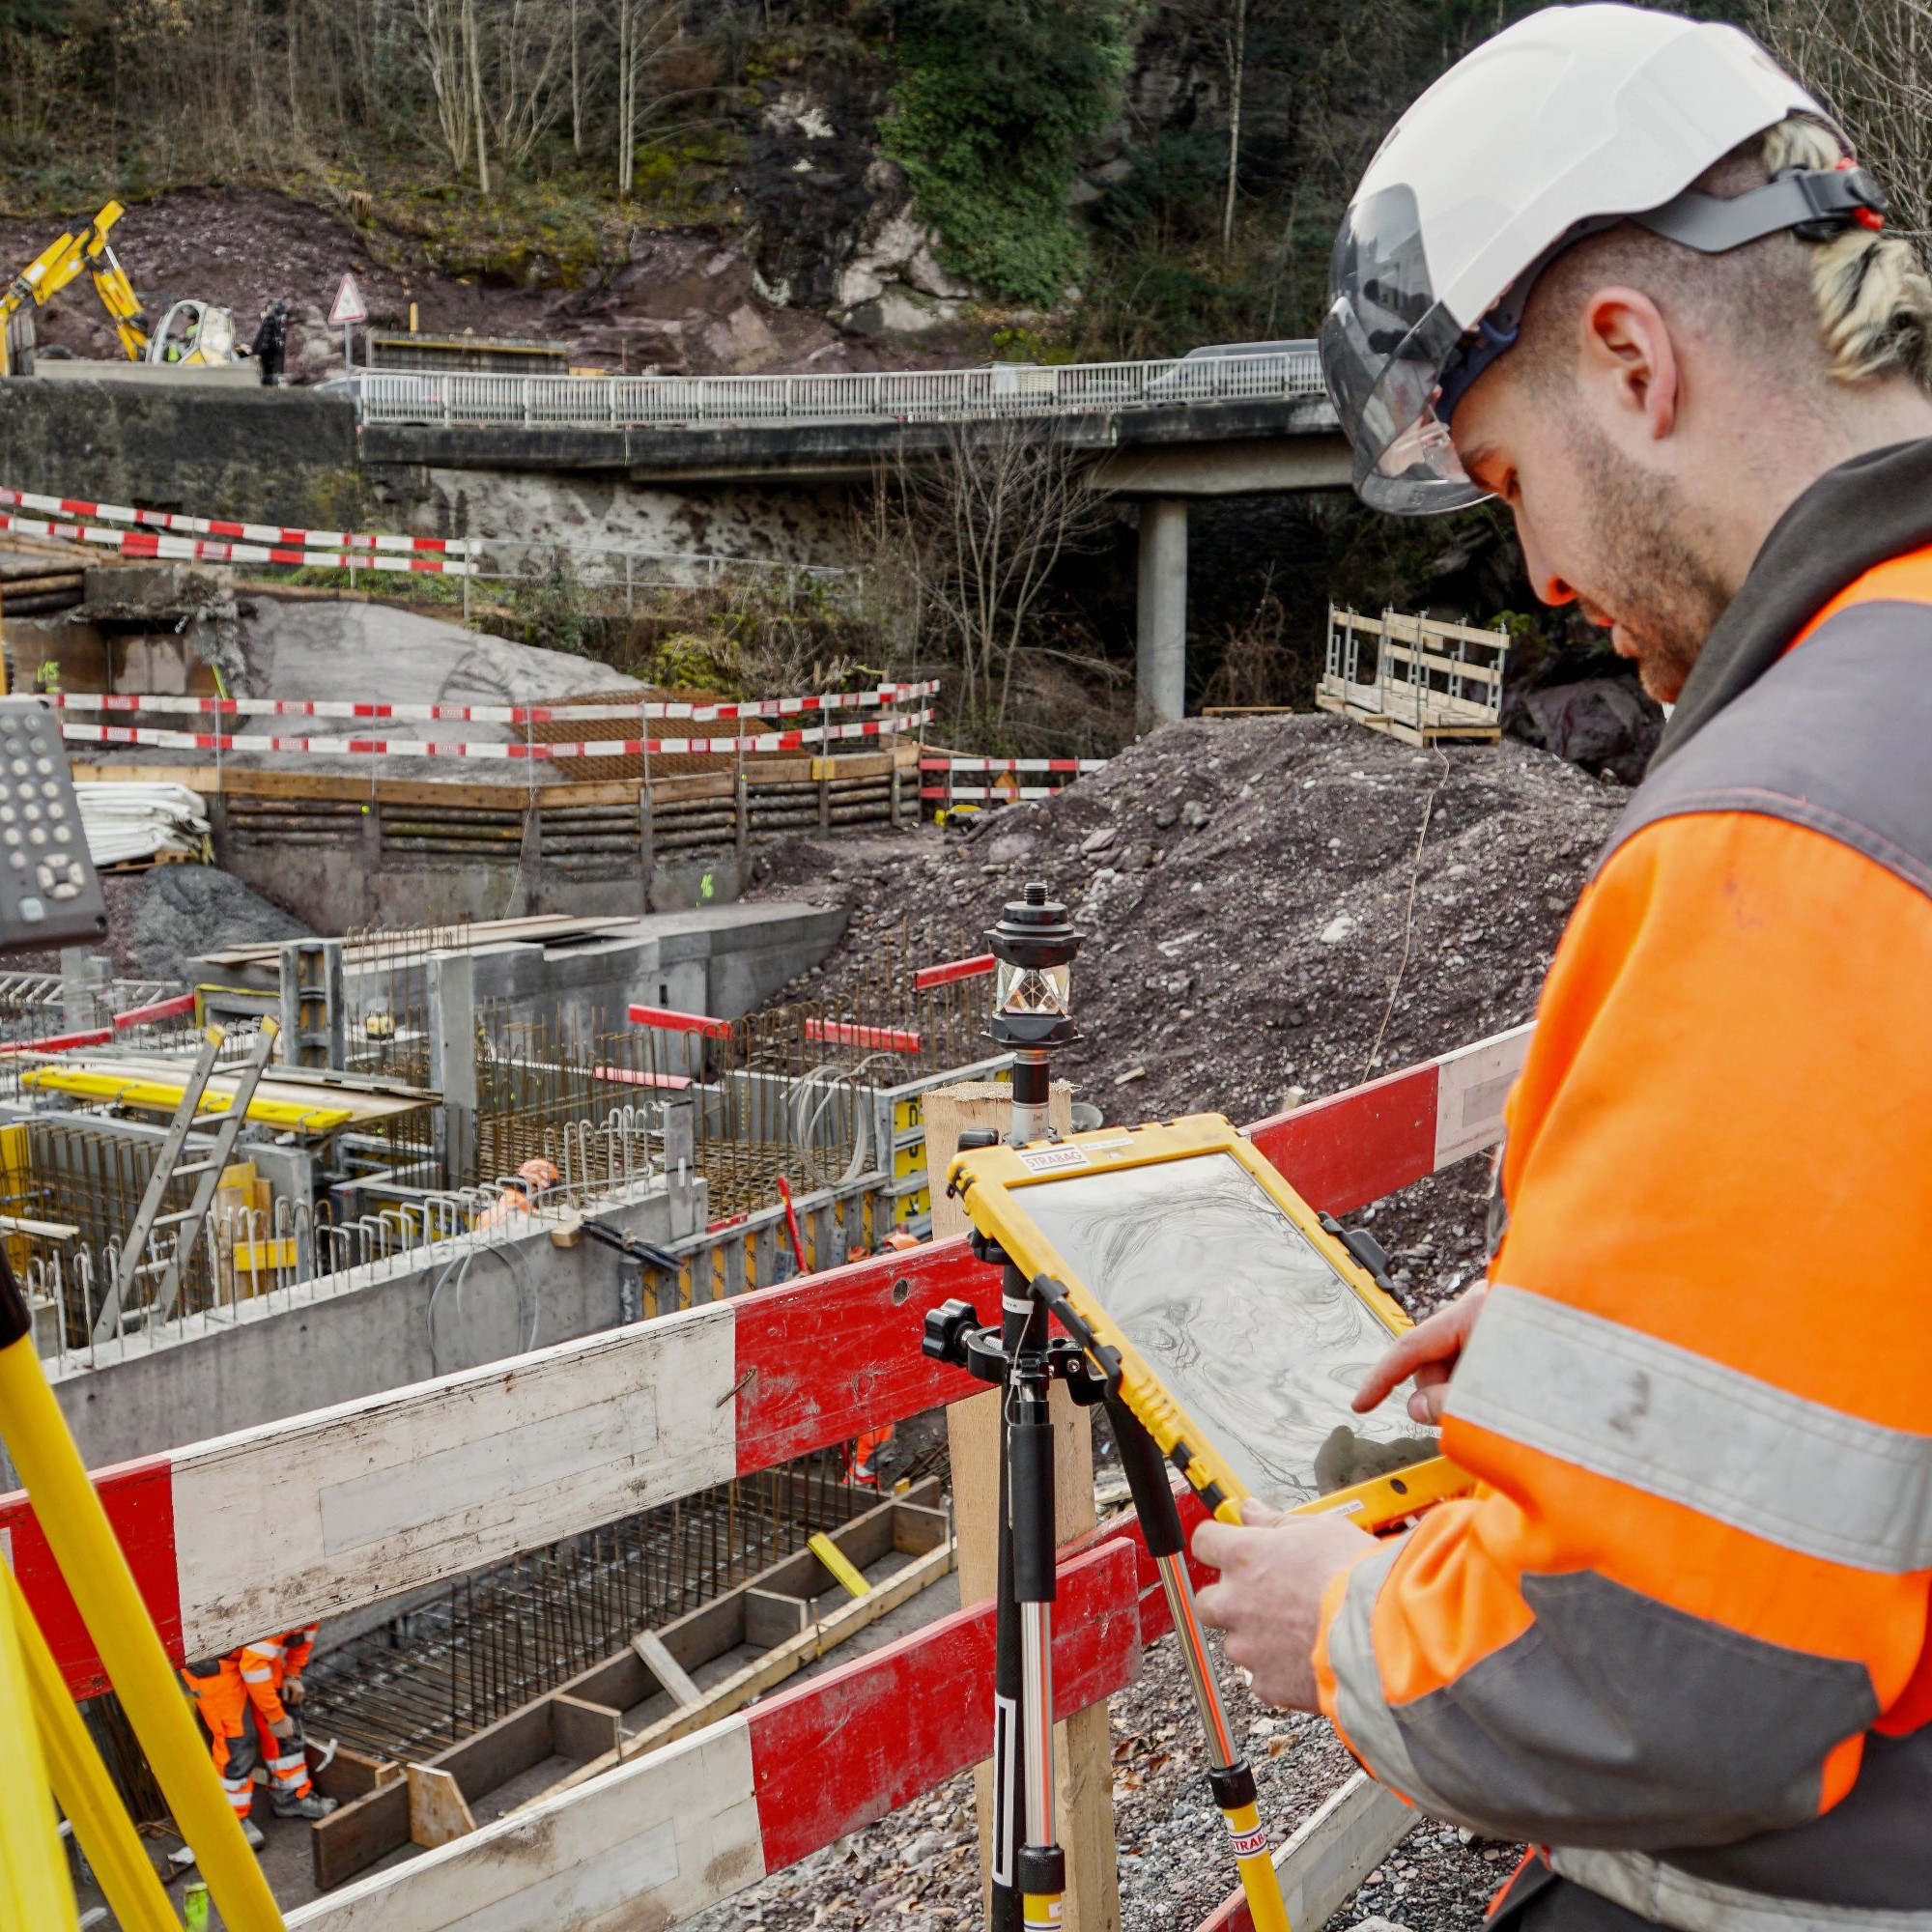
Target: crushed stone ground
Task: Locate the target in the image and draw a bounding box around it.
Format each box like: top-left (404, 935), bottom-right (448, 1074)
top-left (732, 713), bottom-right (1629, 1928)
top-left (119, 862), bottom-right (311, 982)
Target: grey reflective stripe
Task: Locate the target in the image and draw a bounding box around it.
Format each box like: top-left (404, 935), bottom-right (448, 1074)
top-left (1322, 1538), bottom-right (1436, 1805)
top-left (1447, 1287), bottom-right (1932, 1574)
top-left (1601, 600), bottom-right (1932, 897)
top-left (1552, 1848), bottom-right (1932, 1932)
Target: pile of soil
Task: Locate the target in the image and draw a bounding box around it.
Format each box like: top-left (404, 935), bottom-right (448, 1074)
top-left (117, 862), bottom-right (310, 983)
top-left (753, 711), bottom-right (1626, 1309)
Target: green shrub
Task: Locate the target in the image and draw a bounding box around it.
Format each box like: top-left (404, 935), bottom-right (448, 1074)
top-left (883, 0), bottom-right (1133, 307)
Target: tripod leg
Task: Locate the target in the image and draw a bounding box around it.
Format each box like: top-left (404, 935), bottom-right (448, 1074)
top-left (988, 1272), bottom-right (1037, 1932)
top-left (1010, 1350), bottom-right (1065, 1929)
top-left (1108, 1397), bottom-right (1292, 1932)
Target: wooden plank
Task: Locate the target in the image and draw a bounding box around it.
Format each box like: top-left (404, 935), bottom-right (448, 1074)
top-left (552, 1694), bottom-right (623, 1762)
top-left (893, 1501), bottom-right (952, 1557)
top-left (169, 1301), bottom-right (741, 1660)
top-left (407, 1765), bottom-right (476, 1850)
top-left (631, 1629), bottom-right (702, 1707)
top-left (439, 1696), bottom-right (554, 1797)
top-left (311, 1746), bottom-right (390, 1804)
top-left (1381, 641), bottom-right (1504, 684)
top-left (745, 1590), bottom-right (810, 1648)
top-left (0, 1213), bottom-right (78, 1240)
top-left (312, 1778), bottom-right (410, 1893)
top-left (290, 1712), bottom-right (766, 1932)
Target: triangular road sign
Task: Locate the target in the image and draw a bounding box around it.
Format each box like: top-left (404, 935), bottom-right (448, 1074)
top-left (329, 272), bottom-right (369, 327)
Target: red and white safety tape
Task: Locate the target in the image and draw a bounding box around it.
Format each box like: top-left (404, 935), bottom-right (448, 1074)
top-left (0, 508), bottom-right (476, 577)
top-left (47, 681), bottom-right (940, 728)
top-left (60, 711), bottom-right (931, 761)
top-left (0, 486), bottom-right (479, 556)
top-left (919, 755), bottom-right (1107, 774)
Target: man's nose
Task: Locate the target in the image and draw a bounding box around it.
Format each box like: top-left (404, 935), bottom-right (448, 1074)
top-left (1515, 516), bottom-right (1577, 610)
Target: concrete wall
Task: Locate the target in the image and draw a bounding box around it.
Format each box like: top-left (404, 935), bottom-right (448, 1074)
top-left (0, 376), bottom-right (364, 528)
top-left (8, 1183), bottom-right (697, 1482)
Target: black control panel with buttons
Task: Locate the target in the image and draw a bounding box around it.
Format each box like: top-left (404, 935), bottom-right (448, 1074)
top-left (0, 697), bottom-right (108, 950)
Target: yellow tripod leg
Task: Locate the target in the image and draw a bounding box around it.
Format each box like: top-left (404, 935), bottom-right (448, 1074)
top-left (0, 1326), bottom-right (286, 1932)
top-left (0, 1542), bottom-right (79, 1931)
top-left (10, 1566), bottom-right (178, 1932)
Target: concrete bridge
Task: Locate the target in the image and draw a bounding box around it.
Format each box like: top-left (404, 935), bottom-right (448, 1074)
top-left (0, 350), bottom-right (1349, 724)
top-left (353, 351), bottom-right (1349, 724)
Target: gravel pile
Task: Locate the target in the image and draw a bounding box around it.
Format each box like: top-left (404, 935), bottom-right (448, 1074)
top-left (753, 710), bottom-right (1627, 1315)
top-left (120, 862), bottom-right (311, 982)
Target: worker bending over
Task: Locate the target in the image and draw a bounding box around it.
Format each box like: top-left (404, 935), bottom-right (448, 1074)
top-left (182, 1624), bottom-right (336, 1849)
top-left (476, 1154), bottom-right (560, 1230)
top-left (1194, 10), bottom-right (1932, 1929)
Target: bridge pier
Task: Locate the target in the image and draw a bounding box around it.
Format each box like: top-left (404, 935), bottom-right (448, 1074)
top-left (1136, 497), bottom-right (1188, 730)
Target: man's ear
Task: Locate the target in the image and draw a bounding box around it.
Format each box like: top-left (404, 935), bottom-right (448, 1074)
top-left (1581, 285), bottom-right (1678, 439)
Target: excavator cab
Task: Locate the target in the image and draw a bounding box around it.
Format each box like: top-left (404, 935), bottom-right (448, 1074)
top-left (145, 298), bottom-right (240, 366)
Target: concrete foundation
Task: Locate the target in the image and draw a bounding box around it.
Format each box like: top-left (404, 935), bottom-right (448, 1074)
top-left (1136, 496), bottom-right (1189, 728)
top-left (4, 1180), bottom-right (699, 1483)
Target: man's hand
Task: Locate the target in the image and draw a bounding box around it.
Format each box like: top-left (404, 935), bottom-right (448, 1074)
top-left (1353, 1285), bottom-right (1488, 1425)
top-left (1193, 1500), bottom-right (1375, 1710)
top-left (283, 1677), bottom-right (305, 1709)
top-left (269, 1715), bottom-right (297, 1741)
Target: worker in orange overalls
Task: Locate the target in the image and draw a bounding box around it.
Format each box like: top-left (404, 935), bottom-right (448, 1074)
top-left (238, 1626), bottom-right (335, 1822)
top-left (847, 1233), bottom-right (920, 1486)
top-left (182, 1624), bottom-right (335, 1847)
top-left (476, 1155), bottom-right (560, 1231)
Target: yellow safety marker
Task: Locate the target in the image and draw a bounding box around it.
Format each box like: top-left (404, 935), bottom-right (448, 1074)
top-left (809, 1532), bottom-right (870, 1600)
top-left (9, 1567), bottom-right (177, 1932)
top-left (0, 1556), bottom-right (75, 1931)
top-left (0, 1325), bottom-right (287, 1931)
top-left (17, 1065), bottom-right (353, 1134)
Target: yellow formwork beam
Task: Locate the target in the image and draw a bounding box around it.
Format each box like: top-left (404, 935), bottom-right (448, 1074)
top-left (17, 1066), bottom-right (353, 1134)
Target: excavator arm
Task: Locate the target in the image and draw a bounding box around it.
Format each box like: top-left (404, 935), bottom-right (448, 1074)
top-left (1, 203), bottom-right (148, 375)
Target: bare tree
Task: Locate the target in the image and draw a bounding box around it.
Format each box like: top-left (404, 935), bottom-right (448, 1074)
top-left (1222, 0), bottom-right (1247, 258)
top-left (612, 0), bottom-right (681, 195)
top-left (1757, 0), bottom-right (1932, 262)
top-left (889, 423), bottom-right (1111, 733)
top-left (412, 0), bottom-right (474, 175)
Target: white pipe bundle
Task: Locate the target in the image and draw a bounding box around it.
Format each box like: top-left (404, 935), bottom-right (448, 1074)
top-left (76, 781), bottom-right (212, 868)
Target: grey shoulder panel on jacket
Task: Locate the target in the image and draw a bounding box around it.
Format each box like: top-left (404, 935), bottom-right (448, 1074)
top-left (1600, 600), bottom-right (1932, 897)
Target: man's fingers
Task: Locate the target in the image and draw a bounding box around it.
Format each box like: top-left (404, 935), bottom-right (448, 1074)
top-left (1192, 1518), bottom-right (1242, 1573)
top-left (1238, 1495), bottom-right (1285, 1528)
top-left (1352, 1287), bottom-right (1487, 1412)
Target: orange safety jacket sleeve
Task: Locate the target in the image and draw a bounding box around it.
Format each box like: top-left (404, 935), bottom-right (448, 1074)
top-left (1313, 599), bottom-right (1932, 1857)
top-left (280, 1625), bottom-right (318, 1677)
top-left (236, 1636), bottom-right (291, 1729)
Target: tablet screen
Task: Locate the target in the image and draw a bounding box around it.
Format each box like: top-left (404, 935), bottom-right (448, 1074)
top-left (1017, 1150), bottom-right (1437, 1505)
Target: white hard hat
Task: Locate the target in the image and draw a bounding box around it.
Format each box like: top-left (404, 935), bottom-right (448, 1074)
top-left (1321, 4), bottom-right (1887, 513)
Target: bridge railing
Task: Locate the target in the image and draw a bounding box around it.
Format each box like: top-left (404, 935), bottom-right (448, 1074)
top-left (354, 347), bottom-right (1327, 431)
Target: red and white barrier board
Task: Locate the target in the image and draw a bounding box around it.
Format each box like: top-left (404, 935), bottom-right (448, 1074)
top-left (0, 485), bottom-right (481, 556)
top-left (0, 508), bottom-right (478, 577)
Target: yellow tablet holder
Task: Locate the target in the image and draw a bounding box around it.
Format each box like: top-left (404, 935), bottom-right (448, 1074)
top-left (948, 1111), bottom-right (1471, 1534)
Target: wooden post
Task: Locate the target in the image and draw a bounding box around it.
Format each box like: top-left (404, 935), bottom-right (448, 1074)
top-left (924, 1080), bottom-right (1120, 1932)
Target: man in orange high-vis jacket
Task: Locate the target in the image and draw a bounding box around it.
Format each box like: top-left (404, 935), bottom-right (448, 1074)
top-left (1192, 11), bottom-right (1932, 1932)
top-left (237, 1626), bottom-right (335, 1821)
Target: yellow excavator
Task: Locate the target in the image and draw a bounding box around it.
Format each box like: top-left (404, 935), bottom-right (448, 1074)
top-left (1, 201), bottom-right (286, 381)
